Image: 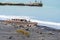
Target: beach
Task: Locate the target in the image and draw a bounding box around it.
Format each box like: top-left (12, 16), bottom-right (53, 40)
top-left (0, 20), bottom-right (60, 40)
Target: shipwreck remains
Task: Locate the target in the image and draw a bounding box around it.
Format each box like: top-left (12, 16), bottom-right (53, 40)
top-left (1, 19), bottom-right (37, 27)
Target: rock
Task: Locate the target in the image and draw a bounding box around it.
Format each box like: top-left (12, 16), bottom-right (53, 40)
top-left (47, 31), bottom-right (55, 35)
top-left (8, 36), bottom-right (13, 39)
top-left (40, 32), bottom-right (43, 34)
top-left (25, 28), bottom-right (29, 31)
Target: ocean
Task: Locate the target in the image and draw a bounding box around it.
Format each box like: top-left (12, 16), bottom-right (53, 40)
top-left (0, 6), bottom-right (60, 23)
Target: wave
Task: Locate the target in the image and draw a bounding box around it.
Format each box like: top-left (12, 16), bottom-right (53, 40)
top-left (30, 19), bottom-right (60, 29)
top-left (0, 15), bottom-right (60, 29)
top-left (0, 15), bottom-right (30, 20)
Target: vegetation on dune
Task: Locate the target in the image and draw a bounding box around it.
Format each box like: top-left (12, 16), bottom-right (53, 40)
top-left (16, 29), bottom-right (30, 37)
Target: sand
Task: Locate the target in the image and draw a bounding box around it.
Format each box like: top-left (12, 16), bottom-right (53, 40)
top-left (0, 22), bottom-right (60, 40)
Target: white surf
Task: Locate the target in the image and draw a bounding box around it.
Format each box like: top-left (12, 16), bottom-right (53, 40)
top-left (0, 15), bottom-right (60, 29)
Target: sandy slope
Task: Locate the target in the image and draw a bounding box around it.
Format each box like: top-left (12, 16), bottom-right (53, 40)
top-left (0, 22), bottom-right (60, 40)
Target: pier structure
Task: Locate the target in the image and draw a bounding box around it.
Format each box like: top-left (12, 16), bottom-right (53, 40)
top-left (0, 0), bottom-right (43, 7)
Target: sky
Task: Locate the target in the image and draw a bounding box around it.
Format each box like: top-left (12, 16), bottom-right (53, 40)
top-left (0, 0), bottom-right (60, 23)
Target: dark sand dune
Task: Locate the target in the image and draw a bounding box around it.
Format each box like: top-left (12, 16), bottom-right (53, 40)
top-left (0, 21), bottom-right (60, 40)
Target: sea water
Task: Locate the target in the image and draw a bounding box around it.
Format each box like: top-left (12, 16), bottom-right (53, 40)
top-left (0, 6), bottom-right (60, 23)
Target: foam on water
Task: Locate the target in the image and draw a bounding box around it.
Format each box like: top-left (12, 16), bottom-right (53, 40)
top-left (0, 15), bottom-right (30, 20)
top-left (30, 19), bottom-right (60, 29)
